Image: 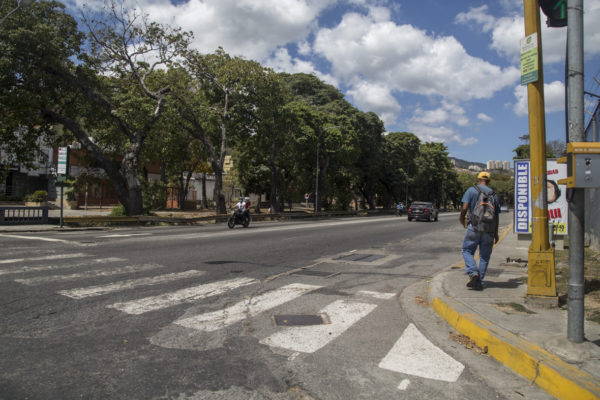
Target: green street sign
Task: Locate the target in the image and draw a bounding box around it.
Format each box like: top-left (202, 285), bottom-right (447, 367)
top-left (520, 33), bottom-right (539, 85)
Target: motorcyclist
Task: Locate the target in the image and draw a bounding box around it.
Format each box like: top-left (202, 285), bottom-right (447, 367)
top-left (234, 197), bottom-right (246, 217)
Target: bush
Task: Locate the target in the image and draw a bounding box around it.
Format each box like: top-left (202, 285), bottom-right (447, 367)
top-left (26, 190), bottom-right (48, 202)
top-left (109, 204), bottom-right (126, 216)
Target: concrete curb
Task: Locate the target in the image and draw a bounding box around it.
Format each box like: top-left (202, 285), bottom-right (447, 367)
top-left (428, 269), bottom-right (600, 399)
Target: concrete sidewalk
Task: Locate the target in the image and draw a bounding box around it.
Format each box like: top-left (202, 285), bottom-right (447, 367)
top-left (428, 226), bottom-right (600, 400)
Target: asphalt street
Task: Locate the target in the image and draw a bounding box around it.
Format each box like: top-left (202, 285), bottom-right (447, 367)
top-left (0, 213), bottom-right (553, 400)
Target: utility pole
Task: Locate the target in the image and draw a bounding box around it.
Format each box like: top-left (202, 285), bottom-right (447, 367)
top-left (566, 0), bottom-right (585, 343)
top-left (523, 0), bottom-right (557, 297)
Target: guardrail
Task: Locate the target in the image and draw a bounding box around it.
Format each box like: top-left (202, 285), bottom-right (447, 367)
top-left (0, 206), bottom-right (49, 225)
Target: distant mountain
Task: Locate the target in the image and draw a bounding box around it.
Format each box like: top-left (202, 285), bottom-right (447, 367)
top-left (449, 157), bottom-right (486, 170)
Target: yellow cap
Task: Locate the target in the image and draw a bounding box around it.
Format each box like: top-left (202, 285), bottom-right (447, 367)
top-left (477, 171), bottom-right (491, 181)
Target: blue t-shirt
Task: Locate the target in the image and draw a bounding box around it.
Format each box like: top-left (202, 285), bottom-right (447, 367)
top-left (461, 185), bottom-right (500, 224)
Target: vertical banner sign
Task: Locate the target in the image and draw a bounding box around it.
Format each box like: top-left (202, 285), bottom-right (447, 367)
top-left (57, 147), bottom-right (69, 175)
top-left (514, 161), bottom-right (531, 233)
top-left (520, 33), bottom-right (538, 85)
top-left (546, 159), bottom-right (568, 235)
top-left (514, 160), bottom-right (568, 235)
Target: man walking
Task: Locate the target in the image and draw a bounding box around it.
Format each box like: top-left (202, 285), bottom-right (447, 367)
top-left (459, 172), bottom-right (500, 290)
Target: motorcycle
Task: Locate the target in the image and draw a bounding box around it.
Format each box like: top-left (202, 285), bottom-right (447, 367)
top-left (227, 209), bottom-right (251, 229)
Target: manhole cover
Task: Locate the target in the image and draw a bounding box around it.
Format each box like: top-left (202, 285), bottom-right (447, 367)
top-left (274, 314), bottom-right (327, 326)
top-left (335, 253), bottom-right (386, 263)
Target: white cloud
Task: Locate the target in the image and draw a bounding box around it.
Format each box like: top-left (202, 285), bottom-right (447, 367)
top-left (264, 48), bottom-right (339, 87)
top-left (71, 0), bottom-right (335, 61)
top-left (405, 102), bottom-right (475, 145)
top-left (477, 113), bottom-right (494, 123)
top-left (406, 122), bottom-right (478, 146)
top-left (513, 80), bottom-right (565, 116)
top-left (346, 81), bottom-right (402, 126)
top-left (313, 12), bottom-right (519, 102)
top-left (455, 3), bottom-right (600, 65)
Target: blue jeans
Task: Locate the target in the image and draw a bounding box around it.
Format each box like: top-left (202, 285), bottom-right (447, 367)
top-left (462, 225), bottom-right (494, 282)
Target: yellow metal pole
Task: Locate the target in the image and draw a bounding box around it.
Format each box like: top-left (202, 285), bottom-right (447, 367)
top-left (524, 0), bottom-right (556, 297)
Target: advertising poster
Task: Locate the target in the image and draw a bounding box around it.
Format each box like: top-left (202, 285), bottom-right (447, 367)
top-left (546, 159), bottom-right (568, 235)
top-left (513, 160), bottom-right (568, 235)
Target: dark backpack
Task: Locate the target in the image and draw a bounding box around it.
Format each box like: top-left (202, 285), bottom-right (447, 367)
top-left (471, 185), bottom-right (497, 232)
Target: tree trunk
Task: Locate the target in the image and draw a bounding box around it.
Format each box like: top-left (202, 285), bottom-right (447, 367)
top-left (255, 193), bottom-right (262, 213)
top-left (201, 173), bottom-right (208, 209)
top-left (269, 132), bottom-right (280, 214)
top-left (213, 168), bottom-right (226, 214)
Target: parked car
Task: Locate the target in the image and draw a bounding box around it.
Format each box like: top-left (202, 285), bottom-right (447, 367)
top-left (407, 201), bottom-right (438, 222)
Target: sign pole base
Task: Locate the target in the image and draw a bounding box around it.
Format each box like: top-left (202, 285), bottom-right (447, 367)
top-left (527, 249), bottom-right (557, 297)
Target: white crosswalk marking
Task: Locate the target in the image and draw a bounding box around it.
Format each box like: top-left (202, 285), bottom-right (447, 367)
top-left (107, 277), bottom-right (258, 315)
top-left (0, 257), bottom-right (124, 277)
top-left (175, 283), bottom-right (321, 332)
top-left (260, 299), bottom-right (378, 353)
top-left (0, 233), bottom-right (82, 244)
top-left (378, 323), bottom-right (464, 382)
top-left (0, 253), bottom-right (88, 265)
top-left (356, 290), bottom-right (396, 300)
top-left (57, 270), bottom-right (205, 299)
top-left (15, 263), bottom-right (164, 286)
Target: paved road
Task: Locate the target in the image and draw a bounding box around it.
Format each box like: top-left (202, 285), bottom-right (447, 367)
top-left (0, 213), bottom-right (551, 399)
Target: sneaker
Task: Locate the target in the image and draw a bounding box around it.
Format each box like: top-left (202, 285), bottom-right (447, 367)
top-left (473, 282), bottom-right (484, 291)
top-left (466, 274), bottom-right (479, 288)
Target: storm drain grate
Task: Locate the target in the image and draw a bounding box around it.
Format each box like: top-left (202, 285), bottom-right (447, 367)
top-left (274, 314), bottom-right (327, 326)
top-left (335, 253), bottom-right (386, 263)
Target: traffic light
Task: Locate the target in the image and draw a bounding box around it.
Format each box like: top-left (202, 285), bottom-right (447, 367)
top-left (539, 0), bottom-right (567, 27)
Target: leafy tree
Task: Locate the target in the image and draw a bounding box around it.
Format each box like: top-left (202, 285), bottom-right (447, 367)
top-left (1, 1), bottom-right (190, 215)
top-left (380, 132), bottom-right (421, 206)
top-left (413, 142), bottom-right (456, 207)
top-left (351, 111), bottom-right (385, 209)
top-left (174, 48), bottom-right (263, 214)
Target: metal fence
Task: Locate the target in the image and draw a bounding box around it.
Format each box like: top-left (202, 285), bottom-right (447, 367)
top-left (0, 206), bottom-right (49, 225)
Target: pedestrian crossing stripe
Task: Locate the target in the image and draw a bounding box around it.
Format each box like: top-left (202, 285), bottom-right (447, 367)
top-left (260, 299), bottom-right (378, 353)
top-left (175, 283), bottom-right (321, 332)
top-left (0, 252), bottom-right (89, 265)
top-left (57, 270), bottom-right (206, 299)
top-left (0, 257), bottom-right (124, 277)
top-left (107, 277), bottom-right (259, 315)
top-left (15, 263), bottom-right (164, 286)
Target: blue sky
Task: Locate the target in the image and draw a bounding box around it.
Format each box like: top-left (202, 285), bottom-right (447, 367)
top-left (66, 0), bottom-right (600, 164)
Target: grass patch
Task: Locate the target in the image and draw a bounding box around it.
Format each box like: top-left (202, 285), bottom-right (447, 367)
top-left (555, 247), bottom-right (600, 324)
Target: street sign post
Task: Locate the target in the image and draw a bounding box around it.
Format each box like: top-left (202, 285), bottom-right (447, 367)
top-left (57, 147), bottom-right (69, 228)
top-left (304, 193), bottom-right (309, 209)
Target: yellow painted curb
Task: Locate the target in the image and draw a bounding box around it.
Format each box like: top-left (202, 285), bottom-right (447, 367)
top-left (430, 296), bottom-right (600, 400)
